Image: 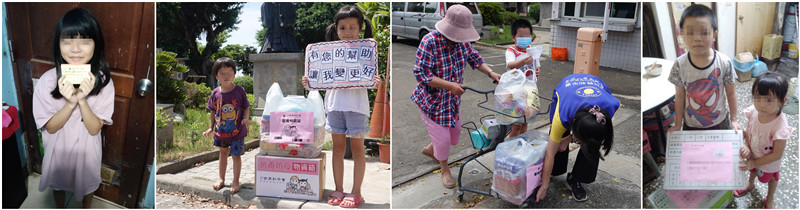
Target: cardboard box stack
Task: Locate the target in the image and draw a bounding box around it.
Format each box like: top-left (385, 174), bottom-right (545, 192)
top-left (256, 84), bottom-right (327, 201)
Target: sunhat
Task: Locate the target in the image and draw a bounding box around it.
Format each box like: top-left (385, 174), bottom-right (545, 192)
top-left (435, 4), bottom-right (480, 42)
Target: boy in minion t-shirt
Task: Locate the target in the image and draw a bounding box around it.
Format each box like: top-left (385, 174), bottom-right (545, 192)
top-left (203, 57), bottom-right (251, 194)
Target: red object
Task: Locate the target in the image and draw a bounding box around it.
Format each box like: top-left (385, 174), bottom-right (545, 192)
top-left (551, 47), bottom-right (568, 61)
top-left (378, 143), bottom-right (390, 164)
top-left (642, 130), bottom-right (651, 155)
top-left (3, 105), bottom-right (21, 140)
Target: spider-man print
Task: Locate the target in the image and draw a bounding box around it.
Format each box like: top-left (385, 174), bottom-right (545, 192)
top-left (686, 68), bottom-right (721, 126)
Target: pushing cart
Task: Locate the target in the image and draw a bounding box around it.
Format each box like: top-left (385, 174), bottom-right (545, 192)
top-left (456, 86), bottom-right (553, 208)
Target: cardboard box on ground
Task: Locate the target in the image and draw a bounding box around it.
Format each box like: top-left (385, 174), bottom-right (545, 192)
top-left (255, 153), bottom-right (327, 201)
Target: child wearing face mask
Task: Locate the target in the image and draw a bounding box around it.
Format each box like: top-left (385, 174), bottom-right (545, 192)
top-left (506, 19), bottom-right (540, 138)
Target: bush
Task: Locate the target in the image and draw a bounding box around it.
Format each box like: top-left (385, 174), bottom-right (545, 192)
top-left (156, 51), bottom-right (188, 104)
top-left (528, 3), bottom-right (541, 23)
top-left (247, 93), bottom-right (256, 116)
top-left (478, 2), bottom-right (504, 26)
top-left (183, 81), bottom-right (213, 108)
top-left (478, 2), bottom-right (519, 26)
top-left (233, 76), bottom-right (254, 93)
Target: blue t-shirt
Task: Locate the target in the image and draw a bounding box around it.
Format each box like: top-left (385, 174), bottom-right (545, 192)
top-left (548, 74), bottom-right (620, 142)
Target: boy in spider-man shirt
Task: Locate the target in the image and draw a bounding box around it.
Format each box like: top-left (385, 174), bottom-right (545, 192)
top-left (667, 4), bottom-right (741, 132)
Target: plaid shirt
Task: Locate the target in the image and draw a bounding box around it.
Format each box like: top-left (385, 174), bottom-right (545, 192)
top-left (411, 30), bottom-right (485, 128)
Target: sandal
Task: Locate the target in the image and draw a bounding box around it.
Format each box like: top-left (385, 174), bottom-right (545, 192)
top-left (212, 180), bottom-right (224, 191)
top-left (421, 144), bottom-right (438, 162)
top-left (339, 193), bottom-right (364, 208)
top-left (231, 182), bottom-right (240, 194)
top-left (733, 185), bottom-right (754, 197)
top-left (442, 173), bottom-right (456, 189)
top-left (763, 197), bottom-right (770, 209)
top-left (327, 191), bottom-right (345, 205)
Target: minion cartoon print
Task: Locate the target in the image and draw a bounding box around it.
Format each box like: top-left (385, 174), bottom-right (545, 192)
top-left (685, 68), bottom-right (722, 127)
top-left (217, 103), bottom-right (239, 134)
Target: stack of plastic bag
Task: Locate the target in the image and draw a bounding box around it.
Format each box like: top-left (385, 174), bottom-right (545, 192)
top-left (494, 69), bottom-right (539, 125)
top-left (259, 84), bottom-right (327, 158)
top-left (492, 134), bottom-right (546, 205)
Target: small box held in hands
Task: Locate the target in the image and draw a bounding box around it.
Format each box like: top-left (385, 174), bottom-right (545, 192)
top-left (61, 64), bottom-right (91, 84)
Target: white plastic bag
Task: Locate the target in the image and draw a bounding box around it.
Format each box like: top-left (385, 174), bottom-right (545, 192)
top-left (493, 137), bottom-right (539, 203)
top-left (260, 82), bottom-right (284, 140)
top-left (307, 90), bottom-right (326, 127)
top-left (494, 69), bottom-right (539, 124)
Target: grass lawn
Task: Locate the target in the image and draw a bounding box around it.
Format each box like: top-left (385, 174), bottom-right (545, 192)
top-left (479, 24), bottom-right (545, 45)
top-left (480, 25), bottom-right (513, 45)
top-left (157, 108), bottom-right (260, 164)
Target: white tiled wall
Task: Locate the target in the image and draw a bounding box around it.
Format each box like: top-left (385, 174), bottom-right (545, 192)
top-left (550, 25), bottom-right (642, 72)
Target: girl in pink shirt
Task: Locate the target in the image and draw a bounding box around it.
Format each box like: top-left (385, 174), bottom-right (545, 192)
top-left (735, 72), bottom-right (794, 209)
top-left (32, 8), bottom-right (115, 208)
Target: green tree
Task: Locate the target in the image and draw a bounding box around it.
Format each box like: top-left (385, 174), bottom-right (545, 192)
top-left (478, 2), bottom-right (519, 26)
top-left (157, 2), bottom-right (244, 87)
top-left (156, 51), bottom-right (189, 104)
top-left (356, 2), bottom-right (390, 29)
top-left (212, 44), bottom-right (257, 76)
top-left (255, 27), bottom-right (266, 48)
top-left (528, 3), bottom-right (541, 23)
top-left (233, 76), bottom-right (254, 93)
top-left (294, 2), bottom-right (349, 49)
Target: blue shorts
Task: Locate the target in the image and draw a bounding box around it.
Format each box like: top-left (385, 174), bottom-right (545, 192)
top-left (325, 111), bottom-right (370, 135)
top-left (214, 138), bottom-right (245, 156)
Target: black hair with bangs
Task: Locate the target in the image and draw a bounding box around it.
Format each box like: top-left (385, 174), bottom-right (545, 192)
top-left (325, 5), bottom-right (373, 41)
top-left (51, 8), bottom-right (110, 99)
top-left (752, 72), bottom-right (789, 115)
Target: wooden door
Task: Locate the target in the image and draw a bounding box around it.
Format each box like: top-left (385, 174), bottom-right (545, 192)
top-left (6, 2), bottom-right (154, 208)
top-left (736, 2), bottom-right (775, 55)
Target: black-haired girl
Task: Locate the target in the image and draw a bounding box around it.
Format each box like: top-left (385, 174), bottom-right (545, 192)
top-left (535, 74), bottom-right (619, 203)
top-left (301, 5), bottom-right (382, 208)
top-left (32, 8), bottom-right (114, 208)
top-left (734, 72), bottom-right (793, 208)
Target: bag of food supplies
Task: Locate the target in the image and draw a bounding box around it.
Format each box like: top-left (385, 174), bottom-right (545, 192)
top-left (494, 69), bottom-right (539, 125)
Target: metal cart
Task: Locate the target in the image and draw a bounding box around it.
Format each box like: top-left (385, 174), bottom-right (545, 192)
top-left (456, 86), bottom-right (553, 208)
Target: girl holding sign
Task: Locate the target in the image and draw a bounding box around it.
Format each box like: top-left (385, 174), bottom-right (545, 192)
top-left (302, 5), bottom-right (381, 208)
top-left (32, 8), bottom-right (115, 208)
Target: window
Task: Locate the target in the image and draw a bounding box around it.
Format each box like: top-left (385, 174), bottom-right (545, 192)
top-left (562, 2), bottom-right (639, 23)
top-left (409, 2), bottom-right (424, 13)
top-left (392, 3), bottom-right (405, 12)
top-left (424, 2), bottom-right (437, 14)
top-left (564, 2), bottom-right (576, 17)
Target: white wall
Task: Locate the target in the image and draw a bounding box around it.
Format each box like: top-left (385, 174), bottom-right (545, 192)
top-left (655, 2), bottom-right (676, 60)
top-left (655, 2), bottom-right (737, 60)
top-left (716, 2), bottom-right (737, 57)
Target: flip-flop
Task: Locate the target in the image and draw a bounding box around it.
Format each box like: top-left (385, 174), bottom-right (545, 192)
top-left (231, 183), bottom-right (240, 194)
top-left (733, 186), bottom-right (754, 197)
top-left (327, 191), bottom-right (345, 205)
top-left (212, 180), bottom-right (224, 191)
top-left (763, 196), bottom-right (770, 209)
top-left (339, 193), bottom-right (364, 208)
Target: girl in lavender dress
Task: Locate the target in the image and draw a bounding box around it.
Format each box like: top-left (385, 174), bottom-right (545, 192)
top-left (32, 8), bottom-right (114, 208)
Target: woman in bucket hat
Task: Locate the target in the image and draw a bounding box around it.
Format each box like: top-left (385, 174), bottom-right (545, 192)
top-left (411, 4), bottom-right (502, 189)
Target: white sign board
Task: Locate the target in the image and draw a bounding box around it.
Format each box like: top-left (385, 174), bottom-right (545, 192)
top-left (305, 38), bottom-right (378, 90)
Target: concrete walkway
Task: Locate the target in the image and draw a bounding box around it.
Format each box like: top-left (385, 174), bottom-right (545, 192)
top-left (157, 150), bottom-right (391, 209)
